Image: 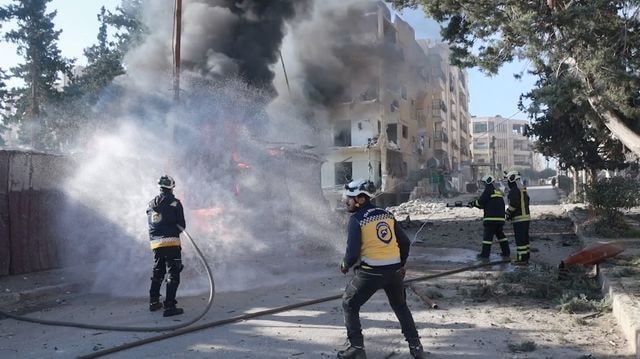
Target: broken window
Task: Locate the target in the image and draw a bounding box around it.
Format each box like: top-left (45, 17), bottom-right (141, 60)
top-left (387, 124), bottom-right (397, 143)
top-left (335, 162), bottom-right (353, 185)
top-left (334, 121), bottom-right (351, 147)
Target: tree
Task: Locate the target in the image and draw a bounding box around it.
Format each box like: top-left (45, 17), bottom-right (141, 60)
top-left (68, 6), bottom-right (126, 105)
top-left (102, 0), bottom-right (146, 56)
top-left (388, 0), bottom-right (640, 156)
top-left (522, 66), bottom-right (628, 180)
top-left (0, 0), bottom-right (73, 150)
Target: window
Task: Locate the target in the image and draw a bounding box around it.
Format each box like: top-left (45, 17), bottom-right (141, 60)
top-left (513, 140), bottom-right (529, 151)
top-left (512, 124), bottom-right (525, 136)
top-left (402, 125), bottom-right (408, 139)
top-left (473, 123), bottom-right (487, 133)
top-left (334, 121), bottom-right (351, 147)
top-left (334, 162), bottom-right (353, 185)
top-left (474, 141), bottom-right (488, 149)
top-left (387, 124), bottom-right (398, 143)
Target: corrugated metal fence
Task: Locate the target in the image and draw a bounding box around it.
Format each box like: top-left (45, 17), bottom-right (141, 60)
top-left (0, 150), bottom-right (70, 276)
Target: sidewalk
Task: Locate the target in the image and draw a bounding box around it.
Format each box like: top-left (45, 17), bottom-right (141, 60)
top-left (568, 209), bottom-right (640, 359)
top-left (0, 267), bottom-right (81, 314)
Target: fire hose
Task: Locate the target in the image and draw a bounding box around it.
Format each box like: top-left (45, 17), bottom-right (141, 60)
top-left (78, 259), bottom-right (509, 359)
top-left (0, 225), bottom-right (215, 332)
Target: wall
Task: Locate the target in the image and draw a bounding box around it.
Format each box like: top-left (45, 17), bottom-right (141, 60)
top-left (0, 151), bottom-right (70, 275)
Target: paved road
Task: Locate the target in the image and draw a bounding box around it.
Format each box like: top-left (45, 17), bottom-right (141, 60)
top-left (523, 185), bottom-right (560, 205)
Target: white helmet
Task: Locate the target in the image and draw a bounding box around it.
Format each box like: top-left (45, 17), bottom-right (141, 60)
top-left (343, 179), bottom-right (376, 198)
top-left (158, 175), bottom-right (176, 189)
top-left (480, 175), bottom-right (494, 185)
top-left (504, 170), bottom-right (521, 183)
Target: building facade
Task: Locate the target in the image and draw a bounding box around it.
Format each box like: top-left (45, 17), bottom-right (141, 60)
top-left (470, 116), bottom-right (534, 178)
top-left (320, 2), bottom-right (472, 198)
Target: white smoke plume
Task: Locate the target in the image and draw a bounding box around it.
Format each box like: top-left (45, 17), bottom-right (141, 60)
top-left (58, 0), bottom-right (349, 297)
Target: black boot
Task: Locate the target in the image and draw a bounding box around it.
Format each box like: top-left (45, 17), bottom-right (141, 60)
top-left (499, 240), bottom-right (510, 257)
top-left (409, 344), bottom-right (425, 359)
top-left (163, 306), bottom-right (184, 317)
top-left (337, 345), bottom-right (366, 359)
top-left (149, 297), bottom-right (162, 312)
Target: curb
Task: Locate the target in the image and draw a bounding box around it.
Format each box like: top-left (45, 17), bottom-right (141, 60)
top-left (0, 283), bottom-right (76, 307)
top-left (568, 210), bottom-right (639, 358)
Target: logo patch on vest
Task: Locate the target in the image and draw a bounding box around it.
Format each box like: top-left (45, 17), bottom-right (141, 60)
top-left (376, 222), bottom-right (393, 244)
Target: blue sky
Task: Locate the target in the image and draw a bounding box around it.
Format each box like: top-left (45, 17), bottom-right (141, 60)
top-left (0, 1), bottom-right (537, 121)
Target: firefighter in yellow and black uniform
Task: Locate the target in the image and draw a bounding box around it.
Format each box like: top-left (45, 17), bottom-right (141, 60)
top-left (504, 170), bottom-right (531, 264)
top-left (468, 175), bottom-right (510, 260)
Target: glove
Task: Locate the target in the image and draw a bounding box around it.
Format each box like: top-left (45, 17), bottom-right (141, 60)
top-left (505, 212), bottom-right (513, 221)
top-left (397, 267), bottom-right (406, 280)
top-left (340, 261), bottom-right (349, 274)
top-left (467, 201), bottom-right (475, 208)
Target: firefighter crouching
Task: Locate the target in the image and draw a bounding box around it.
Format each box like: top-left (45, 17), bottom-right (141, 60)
top-left (467, 175), bottom-right (510, 260)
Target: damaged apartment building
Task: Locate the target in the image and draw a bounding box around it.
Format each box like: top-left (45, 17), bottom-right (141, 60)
top-left (320, 1), bottom-right (472, 204)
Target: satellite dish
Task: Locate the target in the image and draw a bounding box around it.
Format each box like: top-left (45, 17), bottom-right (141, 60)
top-left (426, 157), bottom-right (439, 169)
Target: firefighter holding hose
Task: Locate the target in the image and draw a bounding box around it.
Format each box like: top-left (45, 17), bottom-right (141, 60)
top-left (467, 175), bottom-right (510, 260)
top-left (147, 175), bottom-right (186, 317)
top-left (338, 179), bottom-right (424, 359)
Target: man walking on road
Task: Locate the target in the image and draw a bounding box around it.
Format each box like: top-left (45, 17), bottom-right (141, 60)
top-left (338, 179), bottom-right (424, 359)
top-left (147, 175), bottom-right (186, 317)
top-left (468, 175), bottom-right (510, 260)
top-left (504, 170), bottom-right (531, 264)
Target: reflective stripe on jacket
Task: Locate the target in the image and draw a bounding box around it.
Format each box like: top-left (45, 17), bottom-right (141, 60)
top-left (472, 184), bottom-right (505, 222)
top-left (506, 183), bottom-right (530, 222)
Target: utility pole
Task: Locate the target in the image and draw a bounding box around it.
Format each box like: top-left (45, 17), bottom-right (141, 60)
top-left (377, 9), bottom-right (389, 192)
top-left (490, 135), bottom-right (496, 173)
top-left (173, 0), bottom-right (182, 104)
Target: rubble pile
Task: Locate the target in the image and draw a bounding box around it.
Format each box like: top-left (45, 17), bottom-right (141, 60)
top-left (387, 194), bottom-right (476, 219)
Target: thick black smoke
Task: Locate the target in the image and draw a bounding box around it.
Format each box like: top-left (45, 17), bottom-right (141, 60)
top-left (180, 0), bottom-right (311, 96)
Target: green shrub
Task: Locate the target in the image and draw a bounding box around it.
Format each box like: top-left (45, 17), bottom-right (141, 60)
top-left (585, 177), bottom-right (640, 220)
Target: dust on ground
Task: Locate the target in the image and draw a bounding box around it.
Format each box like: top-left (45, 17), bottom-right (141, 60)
top-left (388, 195), bottom-right (632, 358)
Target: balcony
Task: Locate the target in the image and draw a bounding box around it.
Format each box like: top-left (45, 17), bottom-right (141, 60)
top-left (433, 99), bottom-right (447, 113)
top-left (434, 130), bottom-right (449, 143)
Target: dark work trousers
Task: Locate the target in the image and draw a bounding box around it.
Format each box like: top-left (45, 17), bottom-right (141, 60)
top-left (149, 246), bottom-right (182, 307)
top-left (480, 221), bottom-right (509, 257)
top-left (342, 268), bottom-right (420, 347)
top-left (513, 221), bottom-right (530, 262)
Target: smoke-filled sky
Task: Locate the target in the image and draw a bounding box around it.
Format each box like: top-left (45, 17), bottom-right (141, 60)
top-left (0, 0), bottom-right (536, 119)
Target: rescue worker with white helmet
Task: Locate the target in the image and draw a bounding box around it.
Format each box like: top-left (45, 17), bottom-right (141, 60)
top-left (504, 170), bottom-right (531, 264)
top-left (147, 175), bottom-right (186, 317)
top-left (467, 175), bottom-right (510, 260)
top-left (338, 179), bottom-right (424, 359)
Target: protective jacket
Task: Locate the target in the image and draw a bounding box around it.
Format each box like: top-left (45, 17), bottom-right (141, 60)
top-left (147, 191), bottom-right (186, 249)
top-left (342, 202), bottom-right (410, 272)
top-left (506, 182), bottom-right (530, 222)
top-left (471, 184), bottom-right (505, 222)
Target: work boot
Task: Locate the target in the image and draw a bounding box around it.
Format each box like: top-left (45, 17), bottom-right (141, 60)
top-left (149, 297), bottom-right (162, 312)
top-left (476, 253), bottom-right (490, 262)
top-left (337, 345), bottom-right (366, 359)
top-left (409, 344), bottom-right (425, 359)
top-left (163, 306), bottom-right (184, 317)
top-left (499, 241), bottom-right (510, 258)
